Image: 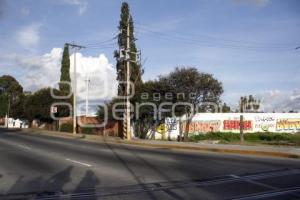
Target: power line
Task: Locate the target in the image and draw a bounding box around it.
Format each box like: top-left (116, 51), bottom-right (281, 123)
top-left (85, 42), bottom-right (117, 49)
top-left (137, 25), bottom-right (291, 48)
top-left (86, 46), bottom-right (116, 50)
top-left (136, 25), bottom-right (295, 52)
top-left (83, 34), bottom-right (118, 47)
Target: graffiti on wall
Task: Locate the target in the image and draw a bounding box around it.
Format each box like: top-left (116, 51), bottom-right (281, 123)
top-left (181, 120), bottom-right (221, 133)
top-left (276, 119), bottom-right (300, 131)
top-left (254, 116), bottom-right (276, 132)
top-left (223, 120), bottom-right (252, 130)
top-left (156, 123), bottom-right (167, 134)
top-left (165, 118), bottom-right (177, 130)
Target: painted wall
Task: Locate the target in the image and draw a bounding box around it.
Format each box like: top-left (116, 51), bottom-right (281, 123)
top-left (153, 113), bottom-right (300, 140)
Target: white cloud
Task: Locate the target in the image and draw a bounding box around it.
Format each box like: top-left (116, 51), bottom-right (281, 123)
top-left (62, 0), bottom-right (88, 15)
top-left (15, 24), bottom-right (41, 48)
top-left (2, 48), bottom-right (63, 91)
top-left (69, 52), bottom-right (117, 102)
top-left (223, 89), bottom-right (300, 112)
top-left (256, 89), bottom-right (300, 112)
top-left (2, 48), bottom-right (117, 107)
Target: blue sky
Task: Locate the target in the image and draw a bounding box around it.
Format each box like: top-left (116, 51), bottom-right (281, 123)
top-left (0, 0), bottom-right (300, 111)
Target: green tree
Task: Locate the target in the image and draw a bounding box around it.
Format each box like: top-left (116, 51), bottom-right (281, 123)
top-left (0, 75), bottom-right (24, 118)
top-left (99, 67), bottom-right (223, 139)
top-left (220, 103), bottom-right (231, 113)
top-left (114, 2), bottom-right (142, 96)
top-left (240, 95), bottom-right (260, 112)
top-left (59, 43), bottom-right (72, 93)
top-left (59, 43), bottom-right (73, 117)
top-left (160, 67), bottom-right (223, 141)
top-left (160, 67), bottom-right (223, 115)
top-left (24, 88), bottom-right (70, 123)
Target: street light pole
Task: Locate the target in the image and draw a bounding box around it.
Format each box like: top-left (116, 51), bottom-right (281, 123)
top-left (85, 75), bottom-right (90, 117)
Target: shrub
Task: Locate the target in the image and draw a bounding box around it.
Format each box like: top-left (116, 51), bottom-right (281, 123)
top-left (190, 132), bottom-right (240, 142)
top-left (81, 127), bottom-right (95, 134)
top-left (190, 131), bottom-right (300, 145)
top-left (60, 123), bottom-right (73, 133)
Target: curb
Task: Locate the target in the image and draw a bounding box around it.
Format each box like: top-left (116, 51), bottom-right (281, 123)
top-left (16, 128), bottom-right (300, 159)
top-left (123, 141), bottom-right (300, 159)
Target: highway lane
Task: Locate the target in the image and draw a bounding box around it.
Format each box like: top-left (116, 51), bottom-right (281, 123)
top-left (0, 129), bottom-right (300, 199)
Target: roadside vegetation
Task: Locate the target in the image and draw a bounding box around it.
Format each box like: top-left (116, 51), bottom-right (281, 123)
top-left (189, 132), bottom-right (300, 146)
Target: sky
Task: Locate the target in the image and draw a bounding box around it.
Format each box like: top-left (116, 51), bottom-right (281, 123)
top-left (0, 0), bottom-right (300, 113)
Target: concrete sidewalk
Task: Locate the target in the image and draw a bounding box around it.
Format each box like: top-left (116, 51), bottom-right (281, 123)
top-left (14, 128), bottom-right (300, 159)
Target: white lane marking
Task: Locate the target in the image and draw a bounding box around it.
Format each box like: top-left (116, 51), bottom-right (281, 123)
top-left (0, 138), bottom-right (32, 150)
top-left (16, 144), bottom-right (32, 150)
top-left (65, 158), bottom-right (92, 167)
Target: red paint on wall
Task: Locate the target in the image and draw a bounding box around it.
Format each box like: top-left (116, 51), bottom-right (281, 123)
top-left (223, 120), bottom-right (252, 130)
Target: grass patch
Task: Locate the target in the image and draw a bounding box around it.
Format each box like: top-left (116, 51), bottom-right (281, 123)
top-left (190, 132), bottom-right (300, 146)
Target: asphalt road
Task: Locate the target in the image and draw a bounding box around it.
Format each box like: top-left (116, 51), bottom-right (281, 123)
top-left (0, 129), bottom-right (300, 200)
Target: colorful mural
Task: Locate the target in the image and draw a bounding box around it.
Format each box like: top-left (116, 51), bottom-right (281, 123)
top-left (276, 119), bottom-right (300, 131)
top-left (151, 114), bottom-right (300, 140)
top-left (223, 120), bottom-right (252, 131)
top-left (181, 120), bottom-right (221, 133)
top-left (254, 116), bottom-right (276, 132)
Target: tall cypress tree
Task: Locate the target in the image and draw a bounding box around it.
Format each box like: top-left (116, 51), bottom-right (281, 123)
top-left (58, 43), bottom-right (72, 118)
top-left (60, 43), bottom-right (71, 93)
top-left (114, 2), bottom-right (142, 96)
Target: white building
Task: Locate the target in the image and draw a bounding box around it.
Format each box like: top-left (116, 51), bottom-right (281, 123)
top-left (6, 117), bottom-right (28, 128)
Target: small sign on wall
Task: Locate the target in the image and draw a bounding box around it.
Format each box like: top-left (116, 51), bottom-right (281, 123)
top-left (51, 106), bottom-right (58, 114)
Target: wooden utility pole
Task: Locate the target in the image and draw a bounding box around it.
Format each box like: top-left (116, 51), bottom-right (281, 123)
top-left (66, 43), bottom-right (85, 134)
top-left (7, 94), bottom-right (10, 128)
top-left (240, 97), bottom-right (244, 143)
top-left (124, 18), bottom-right (131, 140)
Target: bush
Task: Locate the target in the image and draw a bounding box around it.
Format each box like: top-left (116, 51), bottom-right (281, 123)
top-left (190, 132), bottom-right (300, 145)
top-left (190, 132), bottom-right (240, 142)
top-left (81, 127), bottom-right (95, 134)
top-left (245, 132), bottom-right (293, 142)
top-left (60, 123), bottom-right (73, 133)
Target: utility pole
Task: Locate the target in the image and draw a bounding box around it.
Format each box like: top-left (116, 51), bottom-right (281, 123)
top-left (240, 97), bottom-right (244, 143)
top-left (85, 75), bottom-right (90, 117)
top-left (124, 18), bottom-right (131, 140)
top-left (6, 95), bottom-right (10, 128)
top-left (66, 42), bottom-right (85, 134)
top-left (117, 16), bottom-right (140, 140)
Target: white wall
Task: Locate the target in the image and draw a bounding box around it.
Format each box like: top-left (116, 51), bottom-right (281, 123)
top-left (150, 113), bottom-right (300, 140)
